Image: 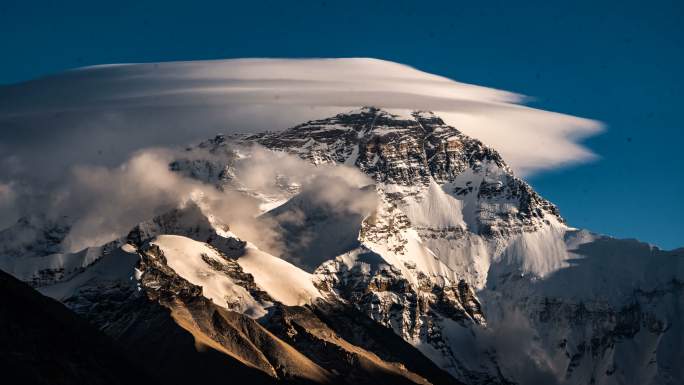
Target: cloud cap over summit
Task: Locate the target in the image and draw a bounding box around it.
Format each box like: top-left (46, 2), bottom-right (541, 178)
top-left (0, 58), bottom-right (601, 182)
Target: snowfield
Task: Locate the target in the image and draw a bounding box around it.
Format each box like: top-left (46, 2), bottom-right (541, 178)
top-left (237, 242), bottom-right (321, 306)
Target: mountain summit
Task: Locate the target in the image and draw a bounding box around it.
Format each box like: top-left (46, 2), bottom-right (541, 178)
top-left (1, 108), bottom-right (682, 385)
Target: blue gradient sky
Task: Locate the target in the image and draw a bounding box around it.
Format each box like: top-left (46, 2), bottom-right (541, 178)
top-left (1, 0), bottom-right (682, 248)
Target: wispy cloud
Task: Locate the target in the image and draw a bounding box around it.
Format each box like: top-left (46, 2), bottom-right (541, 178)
top-left (16, 142), bottom-right (373, 254)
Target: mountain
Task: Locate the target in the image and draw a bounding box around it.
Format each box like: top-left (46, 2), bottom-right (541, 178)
top-left (0, 268), bottom-right (159, 385)
top-left (1, 107), bottom-right (682, 385)
top-left (18, 202), bottom-right (456, 385)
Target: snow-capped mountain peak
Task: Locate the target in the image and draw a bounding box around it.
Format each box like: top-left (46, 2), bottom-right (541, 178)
top-left (1, 107), bottom-right (681, 385)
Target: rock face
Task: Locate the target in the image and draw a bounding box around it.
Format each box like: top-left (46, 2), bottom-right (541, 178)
top-left (1, 107), bottom-right (682, 385)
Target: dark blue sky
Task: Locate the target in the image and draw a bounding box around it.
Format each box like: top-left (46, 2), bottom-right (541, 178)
top-left (1, 0), bottom-right (682, 248)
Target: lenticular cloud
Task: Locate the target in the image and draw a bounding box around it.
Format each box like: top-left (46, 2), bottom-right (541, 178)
top-left (0, 58), bottom-right (602, 182)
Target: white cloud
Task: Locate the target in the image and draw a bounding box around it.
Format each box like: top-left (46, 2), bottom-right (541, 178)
top-left (440, 108), bottom-right (601, 176)
top-left (0, 58), bottom-right (602, 183)
top-left (41, 143), bottom-right (375, 253)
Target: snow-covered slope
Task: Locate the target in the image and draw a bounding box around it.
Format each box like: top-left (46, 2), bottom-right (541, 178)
top-left (151, 234), bottom-right (321, 310)
top-left (237, 243), bottom-right (321, 306)
top-left (151, 234), bottom-right (269, 318)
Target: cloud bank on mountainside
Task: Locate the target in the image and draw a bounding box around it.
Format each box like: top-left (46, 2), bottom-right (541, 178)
top-left (25, 144), bottom-right (374, 254)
